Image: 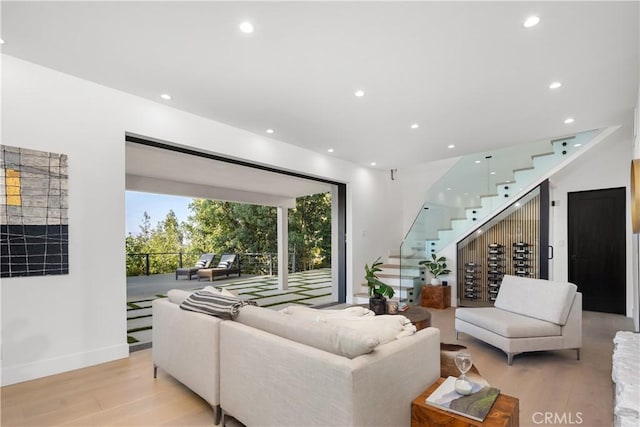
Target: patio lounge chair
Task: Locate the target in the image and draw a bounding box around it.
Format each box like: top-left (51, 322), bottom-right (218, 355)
top-left (175, 253), bottom-right (216, 280)
top-left (197, 254), bottom-right (241, 282)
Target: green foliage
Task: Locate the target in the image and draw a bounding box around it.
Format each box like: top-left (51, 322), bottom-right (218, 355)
top-left (365, 257), bottom-right (395, 299)
top-left (126, 192), bottom-right (332, 276)
top-left (289, 193), bottom-right (332, 271)
top-left (184, 199), bottom-right (277, 254)
top-left (419, 253), bottom-right (451, 278)
top-left (126, 210), bottom-right (187, 276)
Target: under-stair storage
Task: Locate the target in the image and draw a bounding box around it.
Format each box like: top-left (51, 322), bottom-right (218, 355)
top-left (456, 182), bottom-right (548, 307)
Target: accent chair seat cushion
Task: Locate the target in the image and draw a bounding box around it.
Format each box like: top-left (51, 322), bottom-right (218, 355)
top-left (456, 307), bottom-right (562, 338)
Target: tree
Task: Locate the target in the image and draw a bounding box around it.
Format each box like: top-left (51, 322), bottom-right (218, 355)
top-left (146, 210), bottom-right (185, 273)
top-left (126, 210), bottom-right (186, 276)
top-left (127, 192), bottom-right (333, 276)
top-left (289, 192), bottom-right (331, 271)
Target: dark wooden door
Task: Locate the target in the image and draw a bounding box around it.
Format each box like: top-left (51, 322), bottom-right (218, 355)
top-left (568, 187), bottom-right (626, 314)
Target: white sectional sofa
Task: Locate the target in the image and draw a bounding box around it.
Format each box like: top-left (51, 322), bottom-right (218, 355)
top-left (153, 291), bottom-right (441, 427)
top-left (152, 289), bottom-right (224, 423)
top-left (455, 275), bottom-right (582, 365)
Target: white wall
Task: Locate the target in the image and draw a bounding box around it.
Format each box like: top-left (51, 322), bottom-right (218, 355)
top-left (632, 88), bottom-right (640, 331)
top-left (549, 120), bottom-right (636, 319)
top-left (0, 55), bottom-right (400, 385)
top-left (398, 157), bottom-right (460, 234)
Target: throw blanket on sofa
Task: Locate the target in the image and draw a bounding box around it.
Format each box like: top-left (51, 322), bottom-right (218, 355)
top-left (180, 290), bottom-right (257, 320)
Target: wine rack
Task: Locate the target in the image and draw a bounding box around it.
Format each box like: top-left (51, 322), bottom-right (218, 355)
top-left (464, 262), bottom-right (481, 300)
top-left (512, 241), bottom-right (533, 278)
top-left (487, 243), bottom-right (504, 302)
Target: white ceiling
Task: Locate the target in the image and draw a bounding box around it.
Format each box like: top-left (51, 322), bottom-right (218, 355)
top-left (2, 1), bottom-right (639, 171)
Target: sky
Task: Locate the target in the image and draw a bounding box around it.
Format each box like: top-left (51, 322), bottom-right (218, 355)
top-left (125, 191), bottom-right (193, 236)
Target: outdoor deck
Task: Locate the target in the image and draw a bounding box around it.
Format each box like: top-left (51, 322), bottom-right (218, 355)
top-left (126, 268), bottom-right (334, 349)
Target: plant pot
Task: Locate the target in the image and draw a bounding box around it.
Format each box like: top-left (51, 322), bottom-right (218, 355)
top-left (369, 295), bottom-right (387, 315)
top-left (430, 278), bottom-right (441, 286)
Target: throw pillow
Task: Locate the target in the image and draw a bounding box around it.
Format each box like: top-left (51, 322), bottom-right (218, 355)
top-left (180, 290), bottom-right (256, 320)
top-left (167, 289), bottom-right (193, 304)
top-left (216, 260), bottom-right (231, 269)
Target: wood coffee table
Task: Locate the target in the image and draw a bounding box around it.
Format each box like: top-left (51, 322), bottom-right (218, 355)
top-left (395, 305), bottom-right (431, 331)
top-left (411, 377), bottom-right (519, 427)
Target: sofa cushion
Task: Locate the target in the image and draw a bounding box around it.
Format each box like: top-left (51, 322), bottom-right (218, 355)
top-left (235, 305), bottom-right (379, 358)
top-left (456, 307), bottom-right (562, 338)
top-left (279, 305), bottom-right (374, 320)
top-left (495, 275), bottom-right (577, 325)
top-left (323, 315), bottom-right (416, 344)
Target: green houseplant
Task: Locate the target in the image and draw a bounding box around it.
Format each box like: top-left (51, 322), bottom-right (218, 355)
top-left (365, 257), bottom-right (395, 314)
top-left (419, 253), bottom-right (451, 285)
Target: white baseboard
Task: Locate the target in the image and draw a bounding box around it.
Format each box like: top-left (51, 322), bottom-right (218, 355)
top-left (1, 343), bottom-right (129, 386)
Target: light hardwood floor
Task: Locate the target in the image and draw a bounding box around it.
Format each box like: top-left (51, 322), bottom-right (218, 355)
top-left (1, 309), bottom-right (635, 427)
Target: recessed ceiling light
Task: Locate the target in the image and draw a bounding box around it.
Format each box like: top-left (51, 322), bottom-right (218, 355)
top-left (0, 39), bottom-right (4, 45)
top-left (447, 188), bottom-right (452, 191)
top-left (410, 123), bottom-right (419, 129)
top-left (524, 16), bottom-right (540, 28)
top-left (574, 143), bottom-right (582, 147)
top-left (490, 171), bottom-right (496, 175)
top-left (448, 144), bottom-right (455, 149)
top-left (564, 117), bottom-right (575, 124)
top-left (160, 93), bottom-right (172, 100)
top-left (370, 162), bottom-right (376, 166)
top-left (549, 81), bottom-right (562, 89)
top-left (327, 148), bottom-right (334, 153)
top-left (475, 160), bottom-right (481, 164)
top-left (239, 22), bottom-right (254, 34)
top-left (354, 90), bottom-right (365, 97)
top-left (265, 129), bottom-right (275, 134)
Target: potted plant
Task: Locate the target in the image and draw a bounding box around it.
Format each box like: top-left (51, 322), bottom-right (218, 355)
top-left (365, 257), bottom-right (395, 315)
top-left (419, 253), bottom-right (451, 285)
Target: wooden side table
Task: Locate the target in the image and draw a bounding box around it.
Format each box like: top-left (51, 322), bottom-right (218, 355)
top-left (422, 285), bottom-right (451, 309)
top-left (395, 306), bottom-right (431, 331)
top-left (411, 378), bottom-right (519, 427)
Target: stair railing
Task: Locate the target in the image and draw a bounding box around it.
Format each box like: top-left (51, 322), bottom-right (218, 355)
top-left (398, 129), bottom-right (601, 305)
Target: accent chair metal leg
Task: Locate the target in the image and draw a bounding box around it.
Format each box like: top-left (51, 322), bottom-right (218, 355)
top-left (153, 364), bottom-right (158, 379)
top-left (456, 331), bottom-right (459, 340)
top-left (576, 348), bottom-right (581, 360)
top-left (507, 353), bottom-right (514, 365)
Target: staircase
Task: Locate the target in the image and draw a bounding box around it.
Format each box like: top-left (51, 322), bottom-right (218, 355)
top-left (352, 254), bottom-right (423, 305)
top-left (355, 128), bottom-right (614, 306)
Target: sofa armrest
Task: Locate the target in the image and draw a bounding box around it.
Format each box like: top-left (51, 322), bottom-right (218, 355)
top-left (152, 298), bottom-right (223, 408)
top-left (220, 321), bottom-right (440, 427)
top-left (350, 326), bottom-right (441, 426)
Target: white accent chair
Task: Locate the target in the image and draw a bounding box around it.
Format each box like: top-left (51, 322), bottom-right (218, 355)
top-left (455, 275), bottom-right (582, 365)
